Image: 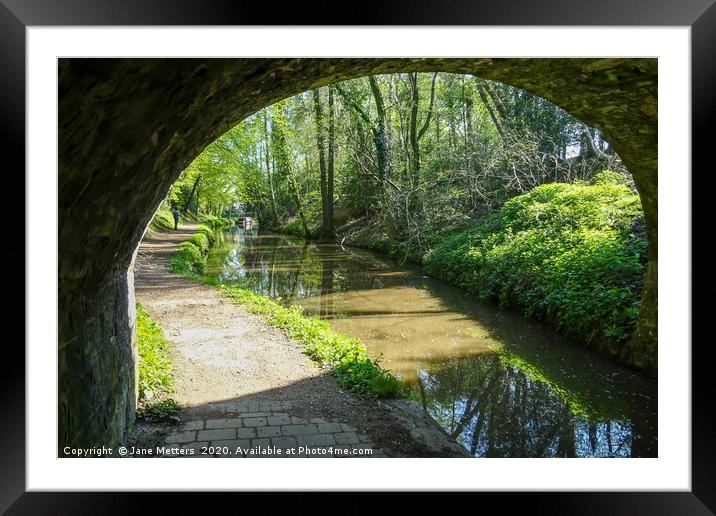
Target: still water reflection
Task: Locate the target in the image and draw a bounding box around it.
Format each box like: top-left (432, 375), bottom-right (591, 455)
top-left (206, 229), bottom-right (657, 457)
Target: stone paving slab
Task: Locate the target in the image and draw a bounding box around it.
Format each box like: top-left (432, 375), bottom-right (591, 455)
top-left (236, 428), bottom-right (257, 439)
top-left (159, 402), bottom-right (385, 458)
top-left (317, 422), bottom-right (342, 434)
top-left (267, 415), bottom-right (292, 426)
top-left (281, 423), bottom-right (319, 436)
top-left (181, 420), bottom-right (204, 431)
top-left (197, 428), bottom-right (236, 441)
top-left (334, 432), bottom-right (361, 445)
top-left (297, 433), bottom-right (335, 447)
top-left (206, 418), bottom-right (244, 429)
top-left (242, 417), bottom-right (268, 427)
top-left (256, 426), bottom-right (282, 438)
top-left (165, 430), bottom-right (196, 444)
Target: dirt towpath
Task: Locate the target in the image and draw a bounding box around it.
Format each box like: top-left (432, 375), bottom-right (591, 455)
top-left (131, 221), bottom-right (467, 458)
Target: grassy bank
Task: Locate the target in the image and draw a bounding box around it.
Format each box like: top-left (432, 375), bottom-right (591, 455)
top-left (169, 218), bottom-right (403, 399)
top-left (149, 205), bottom-right (231, 235)
top-left (135, 303), bottom-right (180, 423)
top-left (424, 171), bottom-right (646, 355)
top-left (148, 207), bottom-right (179, 233)
top-left (215, 284), bottom-right (402, 398)
top-left (168, 216), bottom-right (233, 275)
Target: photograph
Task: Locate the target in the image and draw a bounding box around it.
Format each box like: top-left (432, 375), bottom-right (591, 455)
top-left (7, 2), bottom-right (708, 509)
top-left (57, 57), bottom-right (659, 460)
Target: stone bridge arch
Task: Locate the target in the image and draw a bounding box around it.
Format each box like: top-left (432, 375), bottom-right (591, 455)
top-left (58, 58), bottom-right (657, 450)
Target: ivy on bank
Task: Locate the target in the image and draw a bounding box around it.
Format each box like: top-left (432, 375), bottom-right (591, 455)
top-left (424, 171), bottom-right (647, 348)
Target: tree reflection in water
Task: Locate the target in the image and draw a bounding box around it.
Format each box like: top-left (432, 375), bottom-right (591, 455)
top-left (410, 356), bottom-right (635, 457)
top-left (205, 228), bottom-right (657, 458)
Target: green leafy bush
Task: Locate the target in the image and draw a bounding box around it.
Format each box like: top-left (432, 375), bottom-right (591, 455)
top-left (204, 215), bottom-right (234, 231)
top-left (169, 241), bottom-right (206, 275)
top-left (136, 303), bottom-right (174, 398)
top-left (140, 398), bottom-right (181, 424)
top-left (196, 224), bottom-right (216, 246)
top-left (187, 233), bottom-right (209, 253)
top-left (281, 217), bottom-right (318, 238)
top-left (424, 171), bottom-right (647, 346)
top-left (136, 303), bottom-right (180, 423)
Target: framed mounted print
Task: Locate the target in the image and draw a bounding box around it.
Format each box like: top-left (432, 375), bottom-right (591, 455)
top-left (6, 0), bottom-right (710, 511)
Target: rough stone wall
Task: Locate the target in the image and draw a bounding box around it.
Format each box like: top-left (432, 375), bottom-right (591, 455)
top-left (58, 58), bottom-right (658, 450)
top-left (58, 265), bottom-right (136, 453)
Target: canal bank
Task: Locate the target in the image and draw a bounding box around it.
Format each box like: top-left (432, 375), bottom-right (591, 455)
top-left (131, 221), bottom-right (467, 457)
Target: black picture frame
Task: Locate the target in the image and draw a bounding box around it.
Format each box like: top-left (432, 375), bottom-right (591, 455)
top-left (6, 0), bottom-right (710, 512)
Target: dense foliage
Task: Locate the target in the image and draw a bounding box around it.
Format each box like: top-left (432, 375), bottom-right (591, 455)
top-left (167, 73), bottom-right (626, 244)
top-left (136, 303), bottom-right (180, 423)
top-left (168, 217), bottom-right (232, 275)
top-left (170, 241), bottom-right (207, 275)
top-left (424, 172), bottom-right (646, 346)
top-left (157, 72), bottom-right (645, 353)
top-left (204, 215), bottom-right (235, 231)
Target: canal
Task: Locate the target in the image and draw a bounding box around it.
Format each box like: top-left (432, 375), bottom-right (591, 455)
top-left (205, 228), bottom-right (657, 458)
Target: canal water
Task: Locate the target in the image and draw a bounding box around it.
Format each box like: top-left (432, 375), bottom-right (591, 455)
top-left (205, 228), bottom-right (657, 458)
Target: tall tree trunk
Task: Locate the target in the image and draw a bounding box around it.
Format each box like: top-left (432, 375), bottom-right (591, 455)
top-left (409, 73), bottom-right (420, 179)
top-left (314, 87), bottom-right (336, 242)
top-left (313, 88), bottom-right (330, 239)
top-left (465, 95), bottom-right (477, 209)
top-left (368, 76), bottom-right (390, 188)
top-left (418, 75), bottom-right (437, 141)
top-left (582, 126), bottom-right (609, 159)
top-left (325, 86), bottom-right (336, 240)
top-left (194, 186), bottom-right (200, 217)
top-left (335, 80), bottom-right (390, 197)
top-left (183, 175), bottom-right (201, 212)
top-left (354, 116), bottom-right (373, 215)
top-left (475, 78), bottom-right (506, 140)
top-left (263, 111), bottom-right (279, 226)
top-left (407, 73), bottom-right (436, 181)
top-left (484, 81), bottom-right (508, 120)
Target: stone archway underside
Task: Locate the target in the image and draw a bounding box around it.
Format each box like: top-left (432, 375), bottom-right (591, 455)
top-left (58, 58), bottom-right (657, 449)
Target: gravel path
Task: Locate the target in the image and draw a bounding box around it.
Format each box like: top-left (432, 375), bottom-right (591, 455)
top-left (130, 221), bottom-right (466, 458)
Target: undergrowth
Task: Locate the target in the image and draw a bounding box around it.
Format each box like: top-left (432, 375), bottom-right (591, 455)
top-left (136, 303), bottom-right (180, 423)
top-left (424, 171), bottom-right (646, 347)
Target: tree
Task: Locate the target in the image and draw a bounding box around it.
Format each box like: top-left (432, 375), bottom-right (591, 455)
top-left (166, 71), bottom-right (628, 254)
top-left (271, 101), bottom-right (309, 237)
top-left (336, 76), bottom-right (391, 192)
top-left (314, 87), bottom-right (336, 241)
top-left (407, 72), bottom-right (437, 178)
top-left (326, 86), bottom-right (336, 239)
top-left (263, 111), bottom-right (280, 226)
